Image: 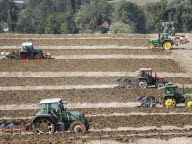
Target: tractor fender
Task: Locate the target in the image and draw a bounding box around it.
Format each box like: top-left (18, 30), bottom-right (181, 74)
top-left (31, 114), bottom-right (57, 124)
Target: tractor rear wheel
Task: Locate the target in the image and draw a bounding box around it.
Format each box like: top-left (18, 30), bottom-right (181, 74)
top-left (185, 100), bottom-right (192, 108)
top-left (163, 41), bottom-right (172, 50)
top-left (163, 97), bottom-right (176, 108)
top-left (70, 121), bottom-right (86, 133)
top-left (20, 53), bottom-right (29, 59)
top-left (138, 79), bottom-right (148, 88)
top-left (148, 45), bottom-right (155, 50)
top-left (33, 118), bottom-right (55, 134)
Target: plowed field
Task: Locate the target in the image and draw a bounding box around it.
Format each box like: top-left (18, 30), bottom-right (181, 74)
top-left (0, 33), bottom-right (192, 144)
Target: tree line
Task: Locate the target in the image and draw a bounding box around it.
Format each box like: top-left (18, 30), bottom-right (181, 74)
top-left (0, 0), bottom-right (192, 34)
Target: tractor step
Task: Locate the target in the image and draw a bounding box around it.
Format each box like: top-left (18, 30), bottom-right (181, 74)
top-left (56, 122), bottom-right (65, 132)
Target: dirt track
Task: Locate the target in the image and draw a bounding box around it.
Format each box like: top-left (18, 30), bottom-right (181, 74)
top-left (0, 38), bottom-right (148, 46)
top-left (1, 107), bottom-right (192, 118)
top-left (0, 77), bottom-right (191, 86)
top-left (0, 49), bottom-right (171, 55)
top-left (0, 59), bottom-right (183, 72)
top-left (0, 88), bottom-right (164, 104)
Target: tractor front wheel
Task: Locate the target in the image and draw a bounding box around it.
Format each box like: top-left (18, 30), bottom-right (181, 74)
top-left (163, 41), bottom-right (172, 50)
top-left (20, 53), bottom-right (29, 59)
top-left (33, 118), bottom-right (55, 134)
top-left (35, 54), bottom-right (43, 59)
top-left (163, 97), bottom-right (176, 108)
top-left (138, 79), bottom-right (148, 88)
top-left (155, 82), bottom-right (164, 89)
top-left (70, 121), bottom-right (86, 133)
top-left (185, 100), bottom-right (192, 108)
top-left (148, 45), bottom-right (155, 50)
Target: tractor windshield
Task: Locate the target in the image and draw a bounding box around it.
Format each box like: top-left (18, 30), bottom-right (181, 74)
top-left (40, 103), bottom-right (59, 114)
top-left (165, 87), bottom-right (175, 94)
top-left (139, 71), bottom-right (152, 77)
top-left (160, 34), bottom-right (168, 40)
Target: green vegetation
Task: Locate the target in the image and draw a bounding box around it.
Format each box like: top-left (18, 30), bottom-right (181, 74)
top-left (0, 0), bottom-right (192, 34)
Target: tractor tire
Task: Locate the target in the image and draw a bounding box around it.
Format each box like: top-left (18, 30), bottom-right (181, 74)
top-left (20, 53), bottom-right (29, 59)
top-left (70, 121), bottom-right (86, 133)
top-left (155, 82), bottom-right (164, 89)
top-left (35, 54), bottom-right (43, 59)
top-left (163, 41), bottom-right (172, 50)
top-left (138, 79), bottom-right (148, 88)
top-left (163, 97), bottom-right (176, 108)
top-left (33, 118), bottom-right (55, 134)
top-left (148, 45), bottom-right (155, 50)
top-left (185, 100), bottom-right (192, 108)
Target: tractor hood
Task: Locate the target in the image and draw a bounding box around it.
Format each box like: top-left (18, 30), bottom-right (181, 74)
top-left (33, 49), bottom-right (43, 54)
top-left (63, 111), bottom-right (86, 122)
top-left (153, 77), bottom-right (164, 79)
top-left (180, 93), bottom-right (192, 97)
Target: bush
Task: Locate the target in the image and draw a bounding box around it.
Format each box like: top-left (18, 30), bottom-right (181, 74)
top-left (109, 22), bottom-right (132, 33)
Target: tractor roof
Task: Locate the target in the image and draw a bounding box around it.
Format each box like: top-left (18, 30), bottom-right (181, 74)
top-left (140, 68), bottom-right (152, 72)
top-left (159, 33), bottom-right (168, 35)
top-left (40, 98), bottom-right (69, 104)
top-left (165, 84), bottom-right (178, 88)
top-left (21, 42), bottom-right (34, 47)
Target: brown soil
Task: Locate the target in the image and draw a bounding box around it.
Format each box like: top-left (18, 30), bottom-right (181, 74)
top-left (0, 130), bottom-right (191, 144)
top-left (0, 33), bottom-right (149, 39)
top-left (0, 38), bottom-right (148, 46)
top-left (89, 115), bottom-right (192, 129)
top-left (0, 59), bottom-right (183, 73)
top-left (2, 88), bottom-right (192, 105)
top-left (0, 88), bottom-right (163, 104)
top-left (0, 33), bottom-right (191, 142)
top-left (0, 77), bottom-right (191, 87)
top-left (0, 49), bottom-right (171, 55)
top-left (1, 107), bottom-right (192, 118)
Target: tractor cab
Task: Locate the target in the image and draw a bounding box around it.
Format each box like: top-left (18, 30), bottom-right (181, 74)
top-left (139, 69), bottom-right (153, 78)
top-left (161, 22), bottom-right (175, 36)
top-left (39, 98), bottom-right (68, 115)
top-left (137, 68), bottom-right (165, 89)
top-left (164, 84), bottom-right (178, 95)
top-left (161, 22), bottom-right (175, 29)
top-left (21, 42), bottom-right (34, 52)
top-left (159, 33), bottom-right (168, 41)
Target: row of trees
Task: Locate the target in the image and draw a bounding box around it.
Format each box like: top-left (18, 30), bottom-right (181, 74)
top-left (0, 0), bottom-right (192, 34)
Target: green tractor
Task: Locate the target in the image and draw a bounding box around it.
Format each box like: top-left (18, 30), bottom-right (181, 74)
top-left (31, 98), bottom-right (89, 134)
top-left (148, 33), bottom-right (173, 50)
top-left (1, 42), bottom-right (51, 59)
top-left (161, 22), bottom-right (175, 36)
top-left (163, 84), bottom-right (192, 108)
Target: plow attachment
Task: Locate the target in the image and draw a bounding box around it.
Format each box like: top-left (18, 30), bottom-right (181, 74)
top-left (0, 120), bottom-right (32, 133)
top-left (114, 78), bottom-right (136, 88)
top-left (173, 35), bottom-right (189, 46)
top-left (135, 96), bottom-right (162, 108)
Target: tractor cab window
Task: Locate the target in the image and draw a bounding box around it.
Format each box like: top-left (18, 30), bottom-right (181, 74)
top-left (40, 103), bottom-right (59, 114)
top-left (165, 88), bottom-right (175, 94)
top-left (140, 71), bottom-right (152, 78)
top-left (160, 34), bottom-right (167, 40)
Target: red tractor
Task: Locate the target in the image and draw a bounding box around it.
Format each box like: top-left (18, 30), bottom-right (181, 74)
top-left (137, 68), bottom-right (165, 89)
